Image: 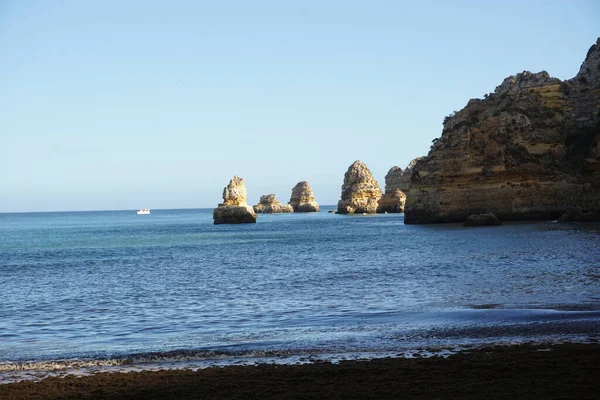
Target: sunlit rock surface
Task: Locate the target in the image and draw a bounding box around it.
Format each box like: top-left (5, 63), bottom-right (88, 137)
top-left (253, 194), bottom-right (294, 213)
top-left (405, 38), bottom-right (600, 224)
top-left (377, 157), bottom-right (423, 213)
top-left (289, 181), bottom-right (320, 212)
top-left (337, 160), bottom-right (382, 214)
top-left (213, 176), bottom-right (257, 224)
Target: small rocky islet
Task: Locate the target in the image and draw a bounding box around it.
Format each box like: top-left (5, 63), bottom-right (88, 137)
top-left (214, 38), bottom-right (600, 225)
top-left (376, 157), bottom-right (422, 214)
top-left (289, 181), bottom-right (320, 212)
top-left (253, 194), bottom-right (293, 214)
top-left (213, 179), bottom-right (320, 223)
top-left (336, 160), bottom-right (382, 214)
top-left (212, 176), bottom-right (257, 224)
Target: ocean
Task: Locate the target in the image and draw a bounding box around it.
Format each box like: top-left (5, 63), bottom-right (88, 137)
top-left (1, 208), bottom-right (599, 382)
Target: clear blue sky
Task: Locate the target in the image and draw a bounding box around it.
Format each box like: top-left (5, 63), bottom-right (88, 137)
top-left (1, 1), bottom-right (598, 212)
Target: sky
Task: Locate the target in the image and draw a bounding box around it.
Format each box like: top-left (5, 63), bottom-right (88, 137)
top-left (0, 1), bottom-right (598, 212)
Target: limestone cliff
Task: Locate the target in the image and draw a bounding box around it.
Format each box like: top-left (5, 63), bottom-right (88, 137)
top-left (376, 157), bottom-right (423, 213)
top-left (253, 194), bottom-right (294, 213)
top-left (213, 176), bottom-right (257, 224)
top-left (288, 181), bottom-right (320, 212)
top-left (337, 160), bottom-right (382, 214)
top-left (405, 38), bottom-right (600, 224)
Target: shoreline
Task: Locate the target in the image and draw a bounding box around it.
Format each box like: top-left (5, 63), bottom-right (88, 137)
top-left (2, 308), bottom-right (600, 385)
top-left (1, 342), bottom-right (599, 399)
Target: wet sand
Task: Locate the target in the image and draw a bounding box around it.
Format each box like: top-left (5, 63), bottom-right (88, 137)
top-left (1, 343), bottom-right (599, 399)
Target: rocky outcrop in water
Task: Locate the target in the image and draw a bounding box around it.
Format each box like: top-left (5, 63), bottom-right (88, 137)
top-left (213, 176), bottom-right (257, 224)
top-left (404, 38), bottom-right (600, 224)
top-left (463, 213), bottom-right (502, 226)
top-left (337, 160), bottom-right (382, 214)
top-left (376, 157), bottom-right (423, 213)
top-left (558, 209), bottom-right (600, 222)
top-left (253, 194), bottom-right (294, 213)
top-left (376, 188), bottom-right (406, 214)
top-left (288, 181), bottom-right (320, 212)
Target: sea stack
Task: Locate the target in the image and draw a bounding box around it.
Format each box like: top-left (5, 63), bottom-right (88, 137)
top-left (253, 194), bottom-right (294, 213)
top-left (404, 38), bottom-right (600, 224)
top-left (288, 181), bottom-right (320, 212)
top-left (336, 160), bottom-right (382, 214)
top-left (213, 176), bottom-right (257, 224)
top-left (376, 157), bottom-right (423, 213)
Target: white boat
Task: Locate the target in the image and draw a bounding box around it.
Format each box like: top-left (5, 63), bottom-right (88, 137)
top-left (136, 208), bottom-right (150, 215)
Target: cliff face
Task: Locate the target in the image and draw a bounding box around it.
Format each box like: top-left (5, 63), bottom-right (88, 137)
top-left (405, 38), bottom-right (600, 224)
top-left (253, 194), bottom-right (294, 213)
top-left (337, 160), bottom-right (382, 214)
top-left (213, 176), bottom-right (257, 224)
top-left (377, 157), bottom-right (423, 213)
top-left (289, 181), bottom-right (320, 212)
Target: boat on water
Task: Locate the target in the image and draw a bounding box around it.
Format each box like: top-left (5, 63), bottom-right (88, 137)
top-left (136, 208), bottom-right (150, 215)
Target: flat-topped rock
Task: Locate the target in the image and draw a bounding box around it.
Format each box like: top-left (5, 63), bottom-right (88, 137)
top-left (289, 181), bottom-right (320, 212)
top-left (213, 176), bottom-right (257, 224)
top-left (337, 160), bottom-right (382, 214)
top-left (253, 194), bottom-right (294, 213)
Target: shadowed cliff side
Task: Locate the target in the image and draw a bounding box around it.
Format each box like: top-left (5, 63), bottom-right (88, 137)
top-left (405, 38), bottom-right (600, 224)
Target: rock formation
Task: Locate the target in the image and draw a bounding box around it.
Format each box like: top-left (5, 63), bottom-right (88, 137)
top-left (288, 181), bottom-right (320, 212)
top-left (558, 209), bottom-right (600, 222)
top-left (376, 157), bottom-right (423, 213)
top-left (337, 160), bottom-right (383, 214)
top-left (463, 213), bottom-right (502, 226)
top-left (253, 194), bottom-right (294, 213)
top-left (213, 176), bottom-right (257, 224)
top-left (404, 38), bottom-right (600, 224)
top-left (376, 189), bottom-right (406, 214)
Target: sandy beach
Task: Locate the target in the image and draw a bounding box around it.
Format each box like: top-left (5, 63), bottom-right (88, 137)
top-left (1, 343), bottom-right (599, 399)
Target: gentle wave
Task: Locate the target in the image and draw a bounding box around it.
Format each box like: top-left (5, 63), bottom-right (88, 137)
top-left (2, 313), bottom-right (599, 373)
top-left (2, 334), bottom-right (599, 386)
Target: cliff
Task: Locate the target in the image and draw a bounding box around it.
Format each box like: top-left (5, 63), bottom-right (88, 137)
top-left (253, 194), bottom-right (294, 213)
top-left (289, 181), bottom-right (320, 212)
top-left (376, 157), bottom-right (423, 213)
top-left (405, 38), bottom-right (600, 224)
top-left (213, 176), bottom-right (258, 224)
top-left (337, 160), bottom-right (382, 214)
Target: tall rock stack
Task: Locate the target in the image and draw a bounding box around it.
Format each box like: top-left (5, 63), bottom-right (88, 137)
top-left (213, 176), bottom-right (257, 224)
top-left (404, 38), bottom-right (600, 224)
top-left (376, 157), bottom-right (423, 213)
top-left (253, 194), bottom-right (294, 213)
top-left (336, 160), bottom-right (382, 214)
top-left (288, 181), bottom-right (320, 212)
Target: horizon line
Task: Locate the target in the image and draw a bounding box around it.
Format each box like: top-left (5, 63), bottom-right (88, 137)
top-left (0, 205), bottom-right (339, 215)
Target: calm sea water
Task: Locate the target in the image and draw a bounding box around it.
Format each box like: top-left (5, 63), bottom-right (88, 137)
top-left (1, 208), bottom-right (599, 379)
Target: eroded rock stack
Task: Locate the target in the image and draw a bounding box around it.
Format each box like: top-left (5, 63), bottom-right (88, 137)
top-left (404, 38), bottom-right (600, 224)
top-left (288, 181), bottom-right (320, 212)
top-left (376, 157), bottom-right (423, 213)
top-left (213, 176), bottom-right (257, 224)
top-left (253, 194), bottom-right (294, 213)
top-left (337, 160), bottom-right (382, 214)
